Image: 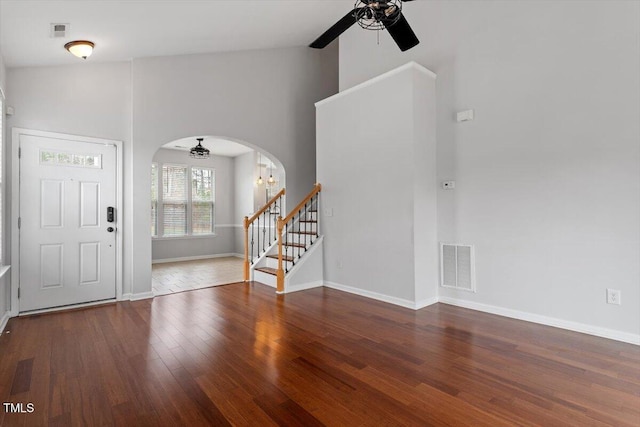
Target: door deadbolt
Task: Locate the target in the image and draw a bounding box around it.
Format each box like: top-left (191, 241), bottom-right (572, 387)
top-left (107, 227), bottom-right (115, 233)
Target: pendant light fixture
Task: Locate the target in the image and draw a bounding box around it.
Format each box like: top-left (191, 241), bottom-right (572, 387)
top-left (267, 160), bottom-right (276, 185)
top-left (64, 40), bottom-right (95, 59)
top-left (257, 152), bottom-right (264, 185)
top-left (189, 137), bottom-right (210, 159)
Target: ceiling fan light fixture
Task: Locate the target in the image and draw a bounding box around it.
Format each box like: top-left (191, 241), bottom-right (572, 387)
top-left (64, 40), bottom-right (94, 59)
top-left (309, 0), bottom-right (419, 52)
top-left (189, 138), bottom-right (210, 159)
top-left (354, 0), bottom-right (402, 30)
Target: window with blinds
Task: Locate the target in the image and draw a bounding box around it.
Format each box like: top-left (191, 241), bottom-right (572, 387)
top-left (162, 164), bottom-right (188, 236)
top-left (192, 167), bottom-right (214, 234)
top-left (151, 163), bottom-right (158, 236)
top-left (151, 162), bottom-right (215, 237)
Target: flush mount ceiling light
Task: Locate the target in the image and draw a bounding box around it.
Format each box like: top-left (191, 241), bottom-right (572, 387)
top-left (64, 40), bottom-right (95, 59)
top-left (190, 137), bottom-right (210, 159)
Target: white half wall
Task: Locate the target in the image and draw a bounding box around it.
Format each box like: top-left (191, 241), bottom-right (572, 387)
top-left (317, 63), bottom-right (438, 304)
top-left (339, 0), bottom-right (640, 336)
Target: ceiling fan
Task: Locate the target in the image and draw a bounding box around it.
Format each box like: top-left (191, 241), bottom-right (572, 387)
top-left (310, 0), bottom-right (419, 52)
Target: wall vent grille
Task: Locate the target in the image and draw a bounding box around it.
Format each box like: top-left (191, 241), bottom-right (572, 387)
top-left (440, 243), bottom-right (476, 292)
top-left (50, 23), bottom-right (69, 38)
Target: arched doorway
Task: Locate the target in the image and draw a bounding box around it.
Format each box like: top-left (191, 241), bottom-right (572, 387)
top-left (149, 135), bottom-right (285, 295)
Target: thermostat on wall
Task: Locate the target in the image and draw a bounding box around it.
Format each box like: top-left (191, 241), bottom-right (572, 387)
top-left (456, 109), bottom-right (474, 122)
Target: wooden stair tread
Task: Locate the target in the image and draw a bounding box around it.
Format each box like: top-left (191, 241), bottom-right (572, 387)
top-left (299, 220), bottom-right (317, 223)
top-left (290, 231), bottom-right (316, 235)
top-left (266, 254), bottom-right (294, 262)
top-left (255, 267), bottom-right (278, 276)
top-left (285, 242), bottom-right (306, 248)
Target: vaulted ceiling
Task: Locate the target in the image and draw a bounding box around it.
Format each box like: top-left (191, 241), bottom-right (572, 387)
top-left (0, 0), bottom-right (355, 67)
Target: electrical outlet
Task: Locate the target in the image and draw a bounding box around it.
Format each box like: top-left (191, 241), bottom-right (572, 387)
top-left (324, 208), bottom-right (333, 217)
top-left (606, 289), bottom-right (621, 305)
top-left (337, 260), bottom-right (343, 269)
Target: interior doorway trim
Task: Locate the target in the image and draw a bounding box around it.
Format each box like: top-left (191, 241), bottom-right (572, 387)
top-left (10, 128), bottom-right (124, 315)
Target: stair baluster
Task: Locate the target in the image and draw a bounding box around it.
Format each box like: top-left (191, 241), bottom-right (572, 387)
top-left (275, 184), bottom-right (321, 292)
top-left (243, 188), bottom-right (286, 281)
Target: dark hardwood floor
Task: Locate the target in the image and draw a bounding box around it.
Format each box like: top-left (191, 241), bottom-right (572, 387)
top-left (1, 283), bottom-right (639, 426)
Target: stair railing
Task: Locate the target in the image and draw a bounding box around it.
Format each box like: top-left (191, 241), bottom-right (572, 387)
top-left (276, 183), bottom-right (321, 292)
top-left (243, 188), bottom-right (286, 281)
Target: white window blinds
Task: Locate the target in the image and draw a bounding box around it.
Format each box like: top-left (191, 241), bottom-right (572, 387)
top-left (162, 164), bottom-right (187, 236)
top-left (191, 167), bottom-right (214, 234)
top-left (153, 163), bottom-right (215, 237)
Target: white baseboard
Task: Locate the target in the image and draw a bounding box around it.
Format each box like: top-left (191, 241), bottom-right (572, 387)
top-left (439, 297), bottom-right (640, 346)
top-left (320, 283), bottom-right (638, 345)
top-left (284, 280), bottom-right (323, 294)
top-left (17, 299), bottom-right (116, 316)
top-left (324, 281), bottom-right (437, 310)
top-left (128, 291), bottom-right (155, 301)
top-left (152, 253), bottom-right (243, 264)
top-left (416, 297), bottom-right (439, 309)
top-left (0, 311), bottom-right (11, 334)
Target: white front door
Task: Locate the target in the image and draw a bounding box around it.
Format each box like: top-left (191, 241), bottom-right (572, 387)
top-left (19, 133), bottom-right (117, 312)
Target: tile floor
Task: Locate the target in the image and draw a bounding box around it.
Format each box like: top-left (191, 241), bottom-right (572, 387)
top-left (151, 256), bottom-right (244, 296)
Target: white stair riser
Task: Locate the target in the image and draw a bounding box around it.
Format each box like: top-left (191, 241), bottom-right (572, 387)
top-left (253, 270), bottom-right (277, 287)
top-left (265, 257), bottom-right (294, 270)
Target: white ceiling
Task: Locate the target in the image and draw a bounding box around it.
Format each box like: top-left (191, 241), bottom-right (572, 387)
top-left (163, 136), bottom-right (254, 158)
top-left (0, 0), bottom-right (355, 67)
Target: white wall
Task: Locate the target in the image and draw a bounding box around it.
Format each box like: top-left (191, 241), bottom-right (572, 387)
top-left (317, 64), bottom-right (437, 305)
top-left (339, 0), bottom-right (640, 336)
top-left (234, 151), bottom-right (255, 254)
top-left (0, 54), bottom-right (6, 95)
top-left (5, 44), bottom-right (338, 299)
top-left (130, 46), bottom-right (337, 295)
top-left (6, 62), bottom-right (134, 297)
top-left (151, 148), bottom-right (237, 261)
top-left (0, 52), bottom-right (8, 325)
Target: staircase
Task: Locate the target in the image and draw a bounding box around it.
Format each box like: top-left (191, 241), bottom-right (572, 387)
top-left (243, 188), bottom-right (285, 280)
top-left (245, 184), bottom-right (323, 293)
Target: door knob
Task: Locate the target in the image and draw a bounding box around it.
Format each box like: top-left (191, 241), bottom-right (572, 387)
top-left (107, 227), bottom-right (115, 232)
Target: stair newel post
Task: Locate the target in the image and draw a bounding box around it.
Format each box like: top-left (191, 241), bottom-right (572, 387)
top-left (243, 216), bottom-right (250, 282)
top-left (276, 216), bottom-right (285, 292)
top-left (315, 183), bottom-right (322, 238)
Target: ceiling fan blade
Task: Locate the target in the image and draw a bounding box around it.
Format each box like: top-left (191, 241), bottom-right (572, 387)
top-left (310, 9), bottom-right (359, 49)
top-left (383, 12), bottom-right (419, 51)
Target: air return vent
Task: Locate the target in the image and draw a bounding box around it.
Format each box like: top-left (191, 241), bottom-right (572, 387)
top-left (50, 23), bottom-right (69, 38)
top-left (440, 243), bottom-right (476, 292)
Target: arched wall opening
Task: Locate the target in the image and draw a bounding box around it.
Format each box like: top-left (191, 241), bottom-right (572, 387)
top-left (148, 135), bottom-right (285, 294)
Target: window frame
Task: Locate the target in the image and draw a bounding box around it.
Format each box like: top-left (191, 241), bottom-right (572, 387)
top-left (152, 161), bottom-right (216, 239)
